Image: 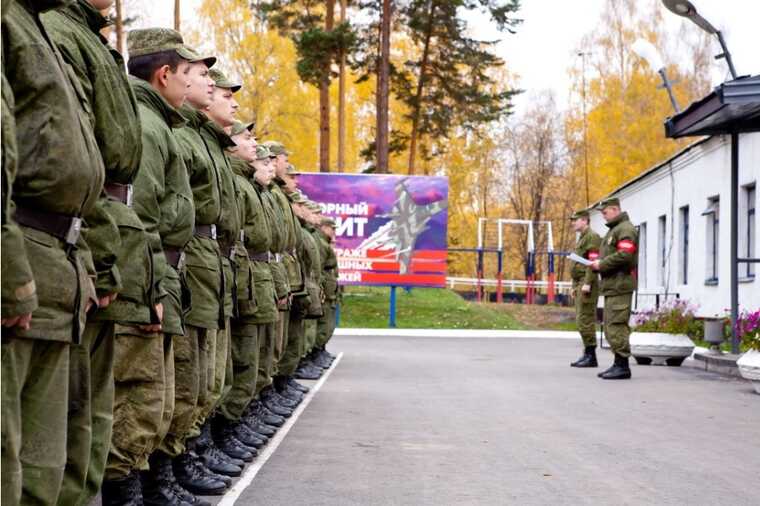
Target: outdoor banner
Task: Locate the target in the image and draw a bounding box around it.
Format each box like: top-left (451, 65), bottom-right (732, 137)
top-left (295, 173), bottom-right (449, 287)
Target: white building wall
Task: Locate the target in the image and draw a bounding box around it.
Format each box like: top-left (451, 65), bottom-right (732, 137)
top-left (589, 133), bottom-right (760, 318)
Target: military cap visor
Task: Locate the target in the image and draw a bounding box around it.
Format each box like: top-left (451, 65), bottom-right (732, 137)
top-left (570, 210), bottom-right (590, 221)
top-left (209, 68), bottom-right (242, 92)
top-left (263, 141), bottom-right (290, 156)
top-left (321, 217), bottom-right (337, 228)
top-left (128, 28), bottom-right (214, 65)
top-left (597, 197), bottom-right (621, 210)
top-left (254, 145), bottom-right (272, 161)
top-left (229, 121), bottom-right (255, 137)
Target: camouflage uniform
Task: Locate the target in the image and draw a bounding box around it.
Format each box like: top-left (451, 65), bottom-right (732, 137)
top-left (570, 218), bottom-right (601, 349)
top-left (316, 224), bottom-right (340, 350)
top-left (42, 3), bottom-right (152, 503)
top-left (598, 209), bottom-right (638, 359)
top-left (2, 1), bottom-right (105, 503)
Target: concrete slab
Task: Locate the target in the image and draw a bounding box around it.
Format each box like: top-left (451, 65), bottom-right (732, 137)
top-left (233, 336), bottom-right (760, 506)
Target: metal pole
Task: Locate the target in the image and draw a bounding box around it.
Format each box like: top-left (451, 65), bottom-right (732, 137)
top-left (497, 251), bottom-right (504, 303)
top-left (716, 31), bottom-right (738, 80)
top-left (335, 303), bottom-right (341, 327)
top-left (389, 286), bottom-right (397, 328)
top-left (730, 133), bottom-right (739, 354)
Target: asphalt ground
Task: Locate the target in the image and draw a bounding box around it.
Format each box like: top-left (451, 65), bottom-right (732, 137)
top-left (229, 335), bottom-right (760, 506)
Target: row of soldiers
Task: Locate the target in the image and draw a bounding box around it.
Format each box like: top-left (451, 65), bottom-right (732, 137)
top-left (2, 1), bottom-right (341, 505)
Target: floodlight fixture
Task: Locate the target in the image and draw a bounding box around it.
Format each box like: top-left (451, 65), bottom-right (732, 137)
top-left (661, 0), bottom-right (738, 79)
top-left (632, 38), bottom-right (681, 112)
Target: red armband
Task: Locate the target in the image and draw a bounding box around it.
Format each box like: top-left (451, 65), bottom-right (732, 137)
top-left (616, 239), bottom-right (636, 253)
top-left (587, 250), bottom-right (600, 261)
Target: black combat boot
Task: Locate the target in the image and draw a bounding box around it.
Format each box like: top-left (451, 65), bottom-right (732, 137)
top-left (212, 415), bottom-right (256, 462)
top-left (256, 402), bottom-right (287, 426)
top-left (173, 445), bottom-right (227, 498)
top-left (600, 354), bottom-right (632, 380)
top-left (140, 453), bottom-right (183, 506)
top-left (264, 386), bottom-right (299, 409)
top-left (198, 422), bottom-right (243, 477)
top-left (102, 470), bottom-right (144, 506)
top-left (287, 377), bottom-right (309, 393)
top-left (571, 346), bottom-right (598, 368)
top-left (274, 376), bottom-right (303, 403)
top-left (311, 349), bottom-right (332, 368)
top-left (234, 422), bottom-right (268, 448)
top-left (261, 388), bottom-right (294, 417)
top-left (294, 361), bottom-right (322, 380)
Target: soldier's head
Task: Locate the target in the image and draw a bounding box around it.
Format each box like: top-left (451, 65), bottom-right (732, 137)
top-left (206, 69), bottom-right (240, 128)
top-left (183, 47), bottom-right (217, 110)
top-left (263, 141), bottom-right (290, 176)
top-left (598, 198), bottom-right (622, 222)
top-left (127, 28), bottom-right (199, 108)
top-left (253, 145), bottom-right (276, 186)
top-left (570, 210), bottom-right (590, 232)
top-left (320, 217), bottom-right (336, 240)
top-left (228, 121), bottom-right (256, 162)
top-left (88, 0), bottom-right (114, 9)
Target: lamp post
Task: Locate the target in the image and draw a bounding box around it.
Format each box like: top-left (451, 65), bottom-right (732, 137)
top-left (662, 0), bottom-right (738, 79)
top-left (632, 38), bottom-right (681, 113)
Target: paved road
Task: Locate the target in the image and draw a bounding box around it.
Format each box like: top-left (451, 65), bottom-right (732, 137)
top-left (236, 336), bottom-right (760, 506)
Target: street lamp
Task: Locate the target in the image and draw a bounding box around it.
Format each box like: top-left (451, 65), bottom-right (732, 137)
top-left (632, 38), bottom-right (681, 112)
top-left (662, 0), bottom-right (738, 79)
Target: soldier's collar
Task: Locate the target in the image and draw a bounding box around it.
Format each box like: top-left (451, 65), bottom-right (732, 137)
top-left (66, 0), bottom-right (109, 32)
top-left (180, 105), bottom-right (210, 128)
top-left (129, 76), bottom-right (186, 129)
top-left (605, 211), bottom-right (629, 228)
top-left (205, 121), bottom-right (236, 149)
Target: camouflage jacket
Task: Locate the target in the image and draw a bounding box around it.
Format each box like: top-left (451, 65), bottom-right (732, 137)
top-left (599, 212), bottom-right (638, 296)
top-left (260, 182), bottom-right (289, 301)
top-left (571, 227), bottom-right (601, 286)
top-left (129, 77), bottom-right (194, 335)
top-left (2, 0), bottom-right (104, 342)
top-left (43, 1), bottom-right (155, 325)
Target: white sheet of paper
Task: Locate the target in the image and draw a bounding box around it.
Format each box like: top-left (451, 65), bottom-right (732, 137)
top-left (568, 253), bottom-right (593, 266)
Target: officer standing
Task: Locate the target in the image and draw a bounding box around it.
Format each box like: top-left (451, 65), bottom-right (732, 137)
top-left (2, 1), bottom-right (105, 503)
top-left (315, 216), bottom-right (339, 366)
top-left (569, 210), bottom-right (601, 368)
top-left (591, 198), bottom-right (638, 380)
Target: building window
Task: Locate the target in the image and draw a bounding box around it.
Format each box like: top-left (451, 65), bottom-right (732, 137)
top-left (658, 215), bottom-right (667, 287)
top-left (703, 197), bottom-right (719, 284)
top-left (745, 184), bottom-right (756, 279)
top-left (679, 206), bottom-right (689, 285)
top-left (638, 222), bottom-right (647, 289)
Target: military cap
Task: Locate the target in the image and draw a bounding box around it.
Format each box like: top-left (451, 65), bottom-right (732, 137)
top-left (597, 197), bottom-right (621, 210)
top-left (569, 210), bottom-right (590, 221)
top-left (254, 145), bottom-right (272, 161)
top-left (229, 121), bottom-right (255, 137)
top-left (209, 68), bottom-right (242, 92)
top-left (320, 217), bottom-right (337, 228)
top-left (263, 141), bottom-right (290, 156)
top-left (306, 201), bottom-right (322, 213)
top-left (286, 163), bottom-right (296, 175)
top-left (128, 28), bottom-right (214, 65)
top-left (289, 191), bottom-right (307, 204)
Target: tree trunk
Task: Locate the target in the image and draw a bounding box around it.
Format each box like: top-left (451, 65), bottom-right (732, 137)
top-left (376, 0), bottom-right (392, 174)
top-left (337, 0), bottom-right (347, 172)
top-left (407, 0), bottom-right (436, 175)
top-left (174, 0), bottom-right (181, 31)
top-left (319, 0), bottom-right (335, 173)
top-left (114, 0), bottom-right (124, 53)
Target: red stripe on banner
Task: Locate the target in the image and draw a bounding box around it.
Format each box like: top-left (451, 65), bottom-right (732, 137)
top-left (361, 272), bottom-right (447, 286)
top-left (616, 240), bottom-right (636, 253)
top-left (365, 249), bottom-right (447, 260)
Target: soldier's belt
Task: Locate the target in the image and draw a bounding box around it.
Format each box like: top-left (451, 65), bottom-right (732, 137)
top-left (164, 247), bottom-right (186, 270)
top-left (194, 224), bottom-right (217, 240)
top-left (104, 183), bottom-right (133, 207)
top-left (249, 251), bottom-right (273, 263)
top-left (15, 205), bottom-right (82, 246)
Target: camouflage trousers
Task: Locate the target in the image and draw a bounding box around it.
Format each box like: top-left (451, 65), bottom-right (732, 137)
top-left (272, 309), bottom-right (289, 377)
top-left (280, 317), bottom-right (305, 377)
top-left (304, 319), bottom-right (318, 356)
top-left (573, 284), bottom-right (599, 348)
top-left (603, 293), bottom-right (632, 357)
top-left (316, 304), bottom-right (337, 350)
top-left (255, 323), bottom-right (276, 397)
top-left (158, 330), bottom-right (201, 457)
top-left (1, 337), bottom-right (69, 506)
top-left (59, 321), bottom-right (115, 506)
top-left (105, 329), bottom-right (174, 480)
top-left (219, 321), bottom-right (260, 422)
top-left (191, 322), bottom-right (231, 434)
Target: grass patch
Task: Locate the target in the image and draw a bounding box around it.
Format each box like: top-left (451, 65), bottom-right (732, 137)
top-left (339, 286), bottom-right (525, 330)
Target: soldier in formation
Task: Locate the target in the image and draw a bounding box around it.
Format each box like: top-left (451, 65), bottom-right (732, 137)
top-left (1, 4), bottom-right (341, 505)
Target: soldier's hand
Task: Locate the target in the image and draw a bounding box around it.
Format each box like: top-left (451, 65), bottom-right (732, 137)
top-left (2, 313), bottom-right (33, 331)
top-left (138, 303), bottom-right (163, 333)
top-left (97, 293), bottom-right (118, 309)
top-left (581, 284), bottom-right (591, 294)
top-left (590, 260), bottom-right (600, 271)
